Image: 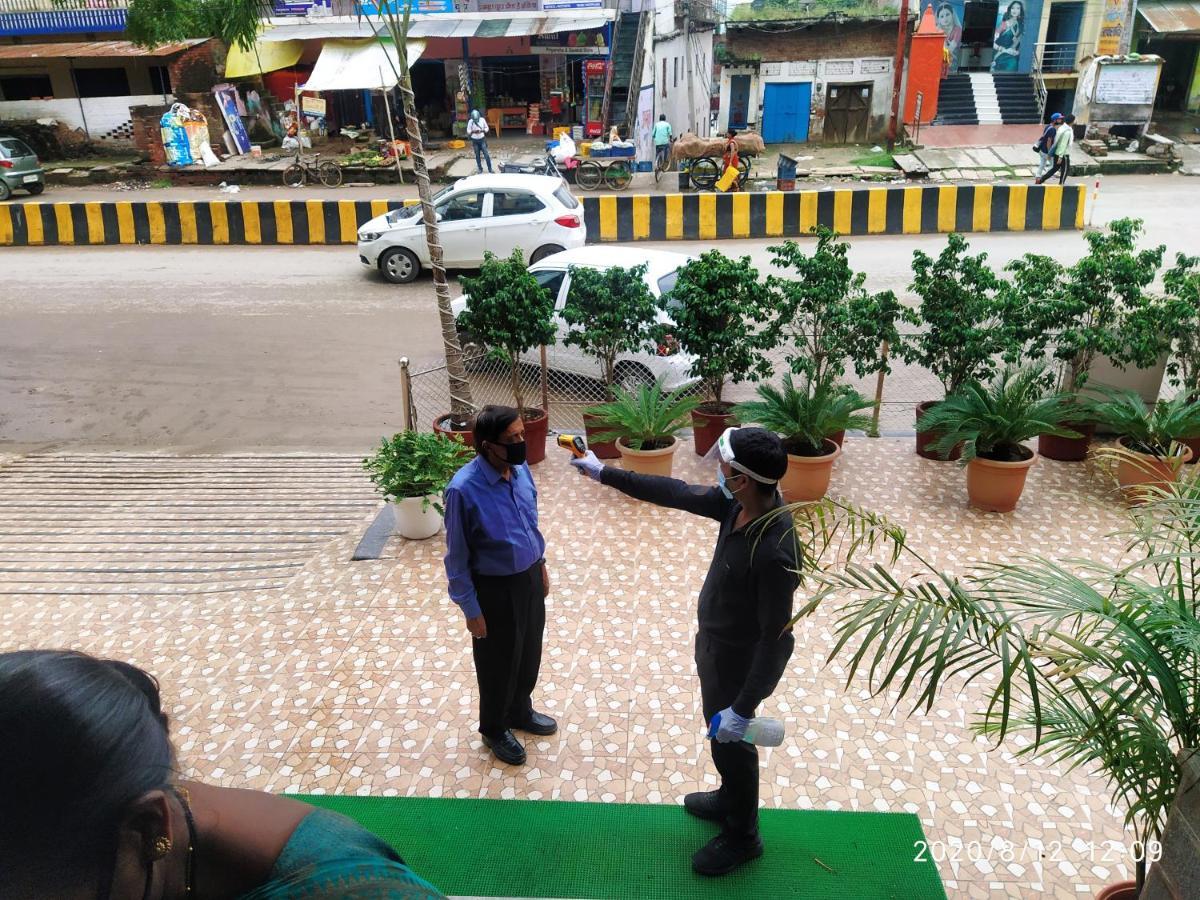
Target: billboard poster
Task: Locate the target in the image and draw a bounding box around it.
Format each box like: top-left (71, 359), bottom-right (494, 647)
top-left (542, 0), bottom-right (604, 9)
top-left (531, 26), bottom-right (609, 55)
top-left (989, 0), bottom-right (1042, 74)
top-left (356, 0), bottom-right (454, 13)
top-left (213, 85), bottom-right (252, 155)
top-left (920, 0), bottom-right (965, 72)
top-left (1097, 0), bottom-right (1125, 55)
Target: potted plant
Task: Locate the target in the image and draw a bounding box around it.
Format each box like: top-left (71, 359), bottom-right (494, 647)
top-left (666, 250), bottom-right (776, 456)
top-left (1159, 251), bottom-right (1200, 462)
top-left (1087, 388), bottom-right (1200, 500)
top-left (735, 375), bottom-right (871, 503)
top-left (457, 249), bottom-right (557, 464)
top-left (793, 475), bottom-right (1200, 900)
top-left (901, 232), bottom-right (1014, 460)
top-left (362, 430), bottom-right (471, 540)
top-left (915, 367), bottom-right (1079, 512)
top-left (560, 262), bottom-right (661, 459)
top-left (769, 228), bottom-right (902, 394)
top-left (1007, 218), bottom-right (1166, 461)
top-left (588, 380), bottom-right (700, 477)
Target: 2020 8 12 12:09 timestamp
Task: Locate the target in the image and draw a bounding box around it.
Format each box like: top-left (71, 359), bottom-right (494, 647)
top-left (913, 838), bottom-right (1163, 865)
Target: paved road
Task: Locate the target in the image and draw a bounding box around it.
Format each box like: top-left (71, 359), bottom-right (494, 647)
top-left (1, 176), bottom-right (1193, 452)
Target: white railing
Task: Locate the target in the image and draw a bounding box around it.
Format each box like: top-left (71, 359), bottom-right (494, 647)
top-left (1035, 41), bottom-right (1081, 74)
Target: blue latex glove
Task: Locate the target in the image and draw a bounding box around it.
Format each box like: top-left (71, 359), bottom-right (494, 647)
top-left (569, 450), bottom-right (604, 482)
top-left (708, 707), bottom-right (749, 744)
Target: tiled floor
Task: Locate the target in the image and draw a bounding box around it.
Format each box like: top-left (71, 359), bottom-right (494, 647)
top-left (0, 442), bottom-right (1148, 898)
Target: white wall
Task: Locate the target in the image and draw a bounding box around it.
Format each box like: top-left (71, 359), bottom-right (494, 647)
top-left (652, 28), bottom-right (714, 136)
top-left (0, 95), bottom-right (172, 145)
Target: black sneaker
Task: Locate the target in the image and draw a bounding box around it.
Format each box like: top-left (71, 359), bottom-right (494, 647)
top-left (683, 790), bottom-right (725, 822)
top-left (691, 831), bottom-right (764, 877)
top-left (481, 730), bottom-right (526, 765)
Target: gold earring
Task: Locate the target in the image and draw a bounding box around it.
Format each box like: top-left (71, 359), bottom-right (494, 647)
top-left (153, 836), bottom-right (173, 858)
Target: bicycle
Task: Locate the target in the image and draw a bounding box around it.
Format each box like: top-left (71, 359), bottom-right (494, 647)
top-left (653, 138), bottom-right (674, 184)
top-left (687, 154), bottom-right (751, 191)
top-left (282, 151), bottom-right (343, 188)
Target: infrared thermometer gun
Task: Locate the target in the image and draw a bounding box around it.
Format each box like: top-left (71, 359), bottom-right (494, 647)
top-left (557, 434), bottom-right (588, 458)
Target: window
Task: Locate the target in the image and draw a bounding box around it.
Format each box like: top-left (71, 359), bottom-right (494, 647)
top-left (0, 139), bottom-right (35, 159)
top-left (435, 191), bottom-right (484, 222)
top-left (0, 75), bottom-right (53, 101)
top-left (674, 57), bottom-right (680, 87)
top-left (490, 191), bottom-right (545, 217)
top-left (662, 58), bottom-right (668, 98)
top-left (73, 67), bottom-right (131, 98)
top-left (149, 65), bottom-right (172, 95)
top-left (657, 270), bottom-right (680, 309)
top-left (535, 269), bottom-right (566, 306)
top-left (553, 184), bottom-right (579, 210)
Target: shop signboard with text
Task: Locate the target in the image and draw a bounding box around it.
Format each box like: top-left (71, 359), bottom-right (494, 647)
top-left (531, 26), bottom-right (609, 55)
top-left (542, 0), bottom-right (605, 9)
top-left (356, 0), bottom-right (455, 13)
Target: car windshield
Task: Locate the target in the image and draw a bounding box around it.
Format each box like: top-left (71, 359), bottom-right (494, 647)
top-left (657, 270), bottom-right (681, 311)
top-left (553, 184), bottom-right (579, 210)
top-left (386, 186), bottom-right (452, 222)
top-left (0, 138), bottom-right (33, 158)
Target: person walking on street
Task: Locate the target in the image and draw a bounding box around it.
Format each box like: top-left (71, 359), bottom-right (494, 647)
top-left (1035, 112), bottom-right (1063, 180)
top-left (1037, 113), bottom-right (1074, 185)
top-left (722, 129), bottom-right (741, 192)
top-left (466, 109), bottom-right (493, 174)
top-left (653, 113), bottom-right (673, 170)
top-left (570, 427), bottom-right (797, 876)
top-left (444, 406), bottom-right (556, 766)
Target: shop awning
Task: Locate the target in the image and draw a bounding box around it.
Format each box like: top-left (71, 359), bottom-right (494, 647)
top-left (300, 38), bottom-right (426, 91)
top-left (0, 39), bottom-right (205, 60)
top-left (260, 11), bottom-right (615, 42)
top-left (224, 37), bottom-right (304, 78)
top-left (1137, 0), bottom-right (1200, 35)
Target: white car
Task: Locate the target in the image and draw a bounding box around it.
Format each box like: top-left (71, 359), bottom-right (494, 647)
top-left (451, 247), bottom-right (700, 394)
top-left (357, 173), bottom-right (586, 284)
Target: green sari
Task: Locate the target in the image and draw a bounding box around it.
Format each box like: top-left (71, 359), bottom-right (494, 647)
top-left (239, 808), bottom-right (445, 899)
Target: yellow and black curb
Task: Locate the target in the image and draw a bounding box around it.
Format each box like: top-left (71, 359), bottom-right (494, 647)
top-left (0, 185), bottom-right (1084, 247)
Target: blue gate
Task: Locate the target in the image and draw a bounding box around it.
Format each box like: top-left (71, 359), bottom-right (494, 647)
top-left (761, 82), bottom-right (811, 143)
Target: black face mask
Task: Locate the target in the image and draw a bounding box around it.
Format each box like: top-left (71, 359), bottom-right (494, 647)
top-left (493, 440), bottom-right (527, 467)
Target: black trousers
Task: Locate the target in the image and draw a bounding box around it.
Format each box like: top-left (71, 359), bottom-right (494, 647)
top-left (471, 562), bottom-right (545, 738)
top-left (1037, 154), bottom-right (1070, 185)
top-left (696, 634), bottom-right (760, 838)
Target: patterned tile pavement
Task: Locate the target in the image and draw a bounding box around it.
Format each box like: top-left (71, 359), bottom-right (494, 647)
top-left (0, 442), bottom-right (1152, 898)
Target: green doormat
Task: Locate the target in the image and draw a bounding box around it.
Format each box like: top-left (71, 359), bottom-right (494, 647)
top-left (297, 795), bottom-right (946, 900)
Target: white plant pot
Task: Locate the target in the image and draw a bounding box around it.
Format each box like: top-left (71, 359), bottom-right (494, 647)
top-left (391, 497), bottom-right (443, 541)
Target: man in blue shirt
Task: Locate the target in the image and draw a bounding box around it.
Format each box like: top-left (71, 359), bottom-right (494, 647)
top-left (443, 405), bottom-right (555, 766)
top-left (652, 114), bottom-right (673, 169)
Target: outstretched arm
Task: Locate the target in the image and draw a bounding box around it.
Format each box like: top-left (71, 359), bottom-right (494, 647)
top-left (571, 452), bottom-right (729, 521)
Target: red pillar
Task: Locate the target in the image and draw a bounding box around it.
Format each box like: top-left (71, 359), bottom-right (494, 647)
top-left (905, 6), bottom-right (946, 125)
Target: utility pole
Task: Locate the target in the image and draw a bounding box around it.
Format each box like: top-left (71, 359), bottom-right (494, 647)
top-left (684, 1), bottom-right (695, 133)
top-left (886, 0), bottom-right (911, 151)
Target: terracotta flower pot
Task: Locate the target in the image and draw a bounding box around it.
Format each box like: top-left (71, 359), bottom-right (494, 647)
top-left (434, 414), bottom-right (475, 453)
top-left (617, 436), bottom-right (678, 477)
top-left (1115, 435), bottom-right (1193, 502)
top-left (1180, 434), bottom-right (1200, 465)
top-left (780, 439), bottom-right (841, 504)
top-left (1094, 882), bottom-right (1138, 900)
top-left (1039, 421), bottom-right (1096, 462)
top-left (692, 403), bottom-right (738, 457)
top-left (583, 411), bottom-right (619, 459)
top-left (965, 449), bottom-right (1037, 513)
top-left (915, 401), bottom-right (962, 461)
top-left (522, 408), bottom-right (549, 465)
top-left (827, 430), bottom-right (846, 448)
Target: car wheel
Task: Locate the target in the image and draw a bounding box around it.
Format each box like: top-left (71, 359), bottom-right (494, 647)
top-left (614, 361), bottom-right (655, 395)
top-left (0, 181), bottom-right (11, 202)
top-left (380, 247), bottom-right (420, 284)
top-left (26, 183), bottom-right (44, 196)
top-left (530, 244), bottom-right (564, 264)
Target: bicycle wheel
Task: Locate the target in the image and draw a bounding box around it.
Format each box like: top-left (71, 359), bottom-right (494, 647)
top-left (282, 164), bottom-right (306, 188)
top-left (575, 160), bottom-right (603, 191)
top-left (689, 157), bottom-right (720, 190)
top-left (737, 157), bottom-right (751, 187)
top-left (317, 161), bottom-right (343, 187)
top-left (606, 160), bottom-right (633, 191)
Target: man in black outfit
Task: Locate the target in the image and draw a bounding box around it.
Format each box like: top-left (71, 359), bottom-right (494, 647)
top-left (571, 427), bottom-right (797, 876)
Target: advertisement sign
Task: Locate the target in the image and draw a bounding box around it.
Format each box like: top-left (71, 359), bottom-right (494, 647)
top-left (1097, 0), bottom-right (1125, 55)
top-left (920, 0), bottom-right (965, 72)
top-left (301, 96), bottom-right (327, 116)
top-left (1094, 63), bottom-right (1158, 104)
top-left (542, 0), bottom-right (604, 9)
top-left (356, 0), bottom-right (454, 13)
top-left (989, 0), bottom-right (1042, 74)
top-left (531, 27), bottom-right (609, 55)
top-left (213, 85), bottom-right (252, 155)
top-left (272, 0), bottom-right (315, 13)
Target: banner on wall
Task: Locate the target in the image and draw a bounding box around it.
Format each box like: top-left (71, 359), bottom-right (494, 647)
top-left (990, 0), bottom-right (1042, 73)
top-left (531, 27), bottom-right (608, 54)
top-left (1097, 0), bottom-right (1125, 55)
top-left (920, 0), bottom-right (965, 72)
top-left (635, 84), bottom-right (653, 164)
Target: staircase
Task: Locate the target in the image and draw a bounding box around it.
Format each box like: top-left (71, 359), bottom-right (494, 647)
top-left (933, 72), bottom-right (1041, 126)
top-left (603, 11), bottom-right (647, 135)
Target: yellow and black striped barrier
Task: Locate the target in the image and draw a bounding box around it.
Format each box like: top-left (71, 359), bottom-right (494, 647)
top-left (0, 185), bottom-right (1083, 247)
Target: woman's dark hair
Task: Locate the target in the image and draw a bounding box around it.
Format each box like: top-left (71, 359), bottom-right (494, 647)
top-left (472, 405), bottom-right (521, 452)
top-left (731, 427), bottom-right (788, 496)
top-left (1006, 0), bottom-right (1023, 17)
top-left (0, 650), bottom-right (174, 894)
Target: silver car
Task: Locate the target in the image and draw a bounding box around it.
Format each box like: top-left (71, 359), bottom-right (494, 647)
top-left (0, 137), bottom-right (45, 201)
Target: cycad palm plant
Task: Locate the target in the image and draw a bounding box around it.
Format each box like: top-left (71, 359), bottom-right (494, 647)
top-left (1087, 387), bottom-right (1200, 457)
top-left (794, 477), bottom-right (1200, 891)
top-left (589, 381), bottom-right (701, 451)
top-left (735, 375), bottom-right (873, 456)
top-left (916, 367), bottom-right (1079, 463)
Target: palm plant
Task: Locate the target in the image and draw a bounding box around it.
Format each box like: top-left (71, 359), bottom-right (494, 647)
top-left (588, 381), bottom-right (700, 451)
top-left (915, 367), bottom-right (1080, 463)
top-left (791, 477), bottom-right (1200, 891)
top-left (735, 375), bottom-right (872, 457)
top-left (1087, 388), bottom-right (1200, 457)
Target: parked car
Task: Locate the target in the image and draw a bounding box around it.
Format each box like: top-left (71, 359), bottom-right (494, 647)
top-left (0, 137), bottom-right (45, 201)
top-left (451, 247), bottom-right (700, 394)
top-left (357, 173), bottom-right (586, 284)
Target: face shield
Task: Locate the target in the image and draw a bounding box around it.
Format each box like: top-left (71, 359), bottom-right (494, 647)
top-left (702, 427), bottom-right (779, 485)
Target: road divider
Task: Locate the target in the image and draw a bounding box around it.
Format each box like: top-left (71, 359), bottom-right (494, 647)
top-left (0, 185), bottom-right (1084, 247)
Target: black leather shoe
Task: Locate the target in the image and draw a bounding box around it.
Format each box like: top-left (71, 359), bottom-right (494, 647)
top-left (683, 790), bottom-right (725, 822)
top-left (691, 832), bottom-right (764, 877)
top-left (509, 710), bottom-right (558, 736)
top-left (481, 730), bottom-right (526, 765)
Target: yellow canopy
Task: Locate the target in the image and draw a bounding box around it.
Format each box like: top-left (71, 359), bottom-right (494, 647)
top-left (224, 37), bottom-right (304, 79)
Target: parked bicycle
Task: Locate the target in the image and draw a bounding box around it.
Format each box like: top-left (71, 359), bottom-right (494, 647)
top-left (282, 151), bottom-right (343, 188)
